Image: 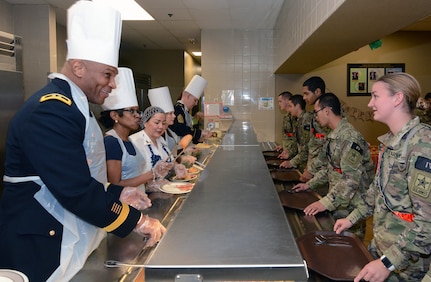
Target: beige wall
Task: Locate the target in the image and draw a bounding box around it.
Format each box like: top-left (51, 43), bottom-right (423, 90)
top-left (275, 31), bottom-right (431, 146)
top-left (201, 29), bottom-right (276, 142)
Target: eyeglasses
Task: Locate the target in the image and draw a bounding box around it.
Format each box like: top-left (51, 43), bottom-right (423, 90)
top-left (313, 107), bottom-right (325, 116)
top-left (313, 106), bottom-right (331, 116)
top-left (119, 108), bottom-right (140, 115)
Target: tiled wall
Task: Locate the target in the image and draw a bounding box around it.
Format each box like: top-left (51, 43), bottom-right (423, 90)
top-left (274, 0), bottom-right (345, 70)
top-left (201, 30), bottom-right (276, 142)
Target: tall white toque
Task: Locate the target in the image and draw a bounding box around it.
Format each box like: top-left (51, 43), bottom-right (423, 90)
top-left (184, 75), bottom-right (207, 99)
top-left (66, 0), bottom-right (122, 68)
top-left (148, 86), bottom-right (174, 113)
top-left (101, 67), bottom-right (138, 110)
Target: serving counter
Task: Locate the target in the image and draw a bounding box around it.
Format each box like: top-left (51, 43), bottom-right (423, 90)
top-left (72, 120), bottom-right (308, 281)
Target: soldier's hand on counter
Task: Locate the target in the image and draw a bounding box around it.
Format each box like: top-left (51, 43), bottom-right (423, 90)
top-left (300, 169), bottom-right (313, 182)
top-left (303, 201), bottom-right (326, 216)
top-left (274, 145), bottom-right (283, 152)
top-left (120, 187), bottom-right (152, 210)
top-left (280, 160), bottom-right (293, 168)
top-left (277, 150), bottom-right (289, 159)
top-left (333, 218), bottom-right (353, 234)
top-left (292, 182), bottom-right (309, 192)
top-left (134, 214), bottom-right (166, 247)
top-left (353, 259), bottom-right (391, 282)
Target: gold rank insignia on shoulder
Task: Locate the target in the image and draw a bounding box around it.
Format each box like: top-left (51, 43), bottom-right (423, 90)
top-left (177, 114), bottom-right (184, 124)
top-left (40, 93), bottom-right (72, 106)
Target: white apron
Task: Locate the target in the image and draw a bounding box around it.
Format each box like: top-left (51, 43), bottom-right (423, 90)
top-left (4, 73), bottom-right (107, 282)
top-left (105, 129), bottom-right (146, 191)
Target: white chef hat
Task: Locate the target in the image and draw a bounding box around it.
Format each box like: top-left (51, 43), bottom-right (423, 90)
top-left (66, 0), bottom-right (122, 68)
top-left (184, 75), bottom-right (207, 99)
top-left (101, 67), bottom-right (138, 110)
top-left (148, 86), bottom-right (174, 113)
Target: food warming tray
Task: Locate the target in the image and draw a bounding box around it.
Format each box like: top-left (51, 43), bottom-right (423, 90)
top-left (296, 230), bottom-right (373, 281)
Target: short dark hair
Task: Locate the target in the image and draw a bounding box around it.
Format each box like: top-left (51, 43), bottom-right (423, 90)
top-left (425, 92), bottom-right (431, 100)
top-left (278, 91), bottom-right (293, 100)
top-left (303, 76), bottom-right (326, 94)
top-left (289, 94), bottom-right (306, 110)
top-left (316, 93), bottom-right (341, 116)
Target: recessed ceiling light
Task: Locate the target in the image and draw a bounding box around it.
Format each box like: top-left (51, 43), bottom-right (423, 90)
top-left (93, 0), bottom-right (154, 21)
top-left (192, 52), bottom-right (202, 57)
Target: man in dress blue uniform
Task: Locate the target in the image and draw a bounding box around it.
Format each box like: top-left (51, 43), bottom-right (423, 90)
top-left (170, 75), bottom-right (211, 143)
top-left (0, 1), bottom-right (165, 281)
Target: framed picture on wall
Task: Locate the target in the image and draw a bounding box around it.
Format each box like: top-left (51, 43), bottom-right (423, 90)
top-left (347, 63), bottom-right (405, 96)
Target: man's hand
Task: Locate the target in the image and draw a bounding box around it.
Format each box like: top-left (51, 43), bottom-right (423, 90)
top-left (303, 201), bottom-right (326, 216)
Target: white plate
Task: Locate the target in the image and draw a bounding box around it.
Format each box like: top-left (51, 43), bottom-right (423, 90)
top-left (170, 174), bottom-right (198, 182)
top-left (0, 270), bottom-right (29, 282)
top-left (160, 182), bottom-right (195, 194)
top-left (187, 164), bottom-right (203, 175)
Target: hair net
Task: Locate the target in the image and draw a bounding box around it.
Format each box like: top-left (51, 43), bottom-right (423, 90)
top-left (142, 106), bottom-right (165, 124)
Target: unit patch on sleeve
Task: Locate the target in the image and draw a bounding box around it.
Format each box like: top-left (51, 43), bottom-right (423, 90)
top-left (40, 93), bottom-right (72, 106)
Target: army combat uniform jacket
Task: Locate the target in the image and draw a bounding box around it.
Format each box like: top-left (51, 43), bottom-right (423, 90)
top-left (281, 113), bottom-right (298, 158)
top-left (347, 117), bottom-right (431, 281)
top-left (308, 118), bottom-right (374, 219)
top-left (289, 111), bottom-right (312, 172)
top-left (306, 113), bottom-right (331, 175)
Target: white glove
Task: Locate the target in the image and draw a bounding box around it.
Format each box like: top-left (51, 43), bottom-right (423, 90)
top-left (153, 160), bottom-right (174, 179)
top-left (120, 187), bottom-right (152, 210)
top-left (134, 214), bottom-right (166, 247)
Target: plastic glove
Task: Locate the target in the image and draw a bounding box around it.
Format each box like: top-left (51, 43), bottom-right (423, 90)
top-left (174, 163), bottom-right (187, 179)
top-left (134, 214), bottom-right (166, 247)
top-left (180, 155), bottom-right (197, 168)
top-left (153, 160), bottom-right (174, 179)
top-left (120, 187), bottom-right (152, 210)
top-left (146, 178), bottom-right (170, 192)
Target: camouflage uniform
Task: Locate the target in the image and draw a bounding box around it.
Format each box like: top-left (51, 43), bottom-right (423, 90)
top-left (307, 118), bottom-right (374, 237)
top-left (282, 113), bottom-right (298, 158)
top-left (289, 111), bottom-right (312, 172)
top-left (423, 270), bottom-right (431, 282)
top-left (346, 117), bottom-right (431, 281)
top-left (415, 108), bottom-right (431, 126)
top-left (306, 114), bottom-right (331, 175)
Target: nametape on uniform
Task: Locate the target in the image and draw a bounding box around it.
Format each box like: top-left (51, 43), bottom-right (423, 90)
top-left (40, 93), bottom-right (72, 106)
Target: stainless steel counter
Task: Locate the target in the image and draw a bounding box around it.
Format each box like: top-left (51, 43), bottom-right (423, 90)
top-left (145, 121), bottom-right (308, 281)
top-left (72, 120), bottom-right (308, 281)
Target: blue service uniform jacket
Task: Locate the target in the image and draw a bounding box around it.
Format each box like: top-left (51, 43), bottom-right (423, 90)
top-left (0, 78), bottom-right (141, 281)
top-left (169, 101), bottom-right (202, 144)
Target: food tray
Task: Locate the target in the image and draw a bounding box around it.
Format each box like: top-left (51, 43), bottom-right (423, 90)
top-left (296, 230), bottom-right (373, 281)
top-left (270, 168), bottom-right (301, 182)
top-left (266, 159), bottom-right (284, 168)
top-left (278, 190), bottom-right (320, 210)
top-left (262, 150), bottom-right (279, 159)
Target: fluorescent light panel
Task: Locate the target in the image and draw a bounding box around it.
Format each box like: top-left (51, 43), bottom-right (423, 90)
top-left (93, 0), bottom-right (154, 21)
top-left (192, 52), bottom-right (202, 57)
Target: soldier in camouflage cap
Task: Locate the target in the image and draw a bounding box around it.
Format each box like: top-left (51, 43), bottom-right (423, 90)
top-left (334, 73), bottom-right (431, 281)
top-left (280, 94), bottom-right (312, 172)
top-left (275, 91), bottom-right (297, 159)
top-left (292, 93), bottom-right (374, 239)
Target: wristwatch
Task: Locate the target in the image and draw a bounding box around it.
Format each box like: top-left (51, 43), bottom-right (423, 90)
top-left (380, 255), bottom-right (395, 271)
